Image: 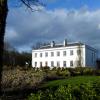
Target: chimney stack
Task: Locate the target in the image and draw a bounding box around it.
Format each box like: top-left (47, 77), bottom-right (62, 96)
top-left (51, 41), bottom-right (55, 47)
top-left (64, 39), bottom-right (67, 46)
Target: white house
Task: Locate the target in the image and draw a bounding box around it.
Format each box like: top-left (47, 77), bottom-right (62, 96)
top-left (32, 40), bottom-right (98, 68)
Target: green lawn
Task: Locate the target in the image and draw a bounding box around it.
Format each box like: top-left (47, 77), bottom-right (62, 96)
top-left (41, 76), bottom-right (100, 88)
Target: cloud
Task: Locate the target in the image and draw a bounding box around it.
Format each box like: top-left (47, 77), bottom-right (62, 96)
top-left (5, 6), bottom-right (100, 52)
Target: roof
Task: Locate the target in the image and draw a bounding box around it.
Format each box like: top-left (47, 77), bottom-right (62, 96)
top-left (36, 42), bottom-right (84, 50)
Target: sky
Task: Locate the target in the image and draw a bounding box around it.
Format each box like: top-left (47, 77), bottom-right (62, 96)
top-left (5, 0), bottom-right (100, 53)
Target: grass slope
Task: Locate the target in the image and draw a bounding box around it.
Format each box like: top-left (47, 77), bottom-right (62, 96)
top-left (41, 76), bottom-right (100, 88)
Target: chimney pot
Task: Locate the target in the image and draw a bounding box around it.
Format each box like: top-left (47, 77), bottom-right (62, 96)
top-left (64, 39), bottom-right (67, 46)
top-left (51, 41), bottom-right (55, 47)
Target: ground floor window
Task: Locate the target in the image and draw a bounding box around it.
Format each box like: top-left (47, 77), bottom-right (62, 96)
top-left (70, 60), bottom-right (73, 67)
top-left (51, 61), bottom-right (54, 67)
top-left (57, 61), bottom-right (60, 67)
top-left (35, 62), bottom-right (37, 67)
top-left (63, 61), bottom-right (67, 67)
top-left (40, 62), bottom-right (42, 67)
top-left (45, 61), bottom-right (48, 66)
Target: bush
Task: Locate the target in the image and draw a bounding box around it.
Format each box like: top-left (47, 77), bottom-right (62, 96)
top-left (94, 70), bottom-right (100, 76)
top-left (2, 68), bottom-right (45, 91)
top-left (44, 71), bottom-right (60, 81)
top-left (82, 67), bottom-right (95, 75)
top-left (67, 67), bottom-right (96, 76)
top-left (27, 82), bottom-right (100, 100)
top-left (56, 70), bottom-right (70, 77)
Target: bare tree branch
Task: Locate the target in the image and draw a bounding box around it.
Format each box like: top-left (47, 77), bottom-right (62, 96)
top-left (20, 0), bottom-right (45, 11)
top-left (21, 0), bottom-right (33, 11)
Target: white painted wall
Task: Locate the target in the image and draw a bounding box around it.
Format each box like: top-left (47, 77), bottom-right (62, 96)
top-left (32, 45), bottom-right (87, 68)
top-left (85, 45), bottom-right (98, 68)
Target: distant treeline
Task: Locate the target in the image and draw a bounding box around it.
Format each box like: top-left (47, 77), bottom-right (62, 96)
top-left (3, 42), bottom-right (31, 67)
top-left (3, 41), bottom-right (50, 67)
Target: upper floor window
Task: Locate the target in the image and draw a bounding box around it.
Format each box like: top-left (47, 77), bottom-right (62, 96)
top-left (57, 51), bottom-right (60, 56)
top-left (45, 52), bottom-right (48, 57)
top-left (51, 52), bottom-right (54, 57)
top-left (77, 49), bottom-right (81, 55)
top-left (92, 53), bottom-right (95, 63)
top-left (70, 50), bottom-right (73, 56)
top-left (35, 53), bottom-right (37, 57)
top-left (63, 51), bottom-right (66, 56)
top-left (70, 60), bottom-right (73, 67)
top-left (63, 61), bottom-right (67, 67)
top-left (40, 53), bottom-right (42, 57)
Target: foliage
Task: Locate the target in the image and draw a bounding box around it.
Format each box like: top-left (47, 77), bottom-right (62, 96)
top-left (2, 66), bottom-right (100, 91)
top-left (41, 76), bottom-right (100, 88)
top-left (82, 67), bottom-right (94, 75)
top-left (3, 50), bottom-right (31, 67)
top-left (1, 67), bottom-right (45, 91)
top-left (27, 76), bottom-right (100, 100)
top-left (56, 68), bottom-right (70, 77)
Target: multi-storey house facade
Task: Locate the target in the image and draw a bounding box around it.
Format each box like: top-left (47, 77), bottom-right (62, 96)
top-left (32, 40), bottom-right (98, 68)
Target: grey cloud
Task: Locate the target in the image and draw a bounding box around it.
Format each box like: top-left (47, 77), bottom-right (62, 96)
top-left (5, 7), bottom-right (100, 52)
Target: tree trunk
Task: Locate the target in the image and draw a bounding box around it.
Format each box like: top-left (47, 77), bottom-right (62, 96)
top-left (0, 0), bottom-right (8, 95)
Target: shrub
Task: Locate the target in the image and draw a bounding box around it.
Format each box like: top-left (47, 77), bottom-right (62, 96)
top-left (51, 67), bottom-right (57, 71)
top-left (2, 68), bottom-right (45, 91)
top-left (82, 67), bottom-right (95, 75)
top-left (27, 82), bottom-right (100, 100)
top-left (44, 70), bottom-right (60, 81)
top-left (56, 70), bottom-right (70, 77)
top-left (94, 70), bottom-right (100, 76)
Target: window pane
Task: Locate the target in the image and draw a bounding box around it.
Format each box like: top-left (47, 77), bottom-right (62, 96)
top-left (35, 62), bottom-right (37, 67)
top-left (35, 53), bottom-right (37, 57)
top-left (77, 50), bottom-right (81, 55)
top-left (40, 53), bottom-right (42, 57)
top-left (77, 60), bottom-right (81, 66)
top-left (63, 61), bottom-right (67, 67)
top-left (51, 61), bottom-right (54, 67)
top-left (57, 51), bottom-right (60, 56)
top-left (57, 61), bottom-right (60, 67)
top-left (40, 62), bottom-right (42, 67)
top-left (51, 52), bottom-right (54, 57)
top-left (70, 61), bottom-right (73, 66)
top-left (70, 50), bottom-right (73, 55)
top-left (63, 51), bottom-right (66, 56)
top-left (45, 52), bottom-right (48, 57)
top-left (45, 61), bottom-right (48, 66)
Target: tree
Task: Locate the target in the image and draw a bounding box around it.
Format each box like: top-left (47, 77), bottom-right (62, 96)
top-left (32, 41), bottom-right (50, 49)
top-left (0, 0), bottom-right (8, 95)
top-left (3, 42), bottom-right (17, 67)
top-left (0, 0), bottom-right (42, 95)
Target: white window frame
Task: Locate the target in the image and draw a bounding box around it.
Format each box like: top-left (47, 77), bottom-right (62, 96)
top-left (51, 52), bottom-right (54, 57)
top-left (35, 62), bottom-right (37, 67)
top-left (70, 60), bottom-right (73, 67)
top-left (63, 61), bottom-right (67, 67)
top-left (63, 51), bottom-right (66, 56)
top-left (45, 52), bottom-right (48, 57)
top-left (35, 53), bottom-right (37, 58)
top-left (40, 53), bottom-right (42, 57)
top-left (51, 61), bottom-right (54, 67)
top-left (57, 61), bottom-right (60, 67)
top-left (70, 50), bottom-right (73, 56)
top-left (57, 51), bottom-right (60, 56)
